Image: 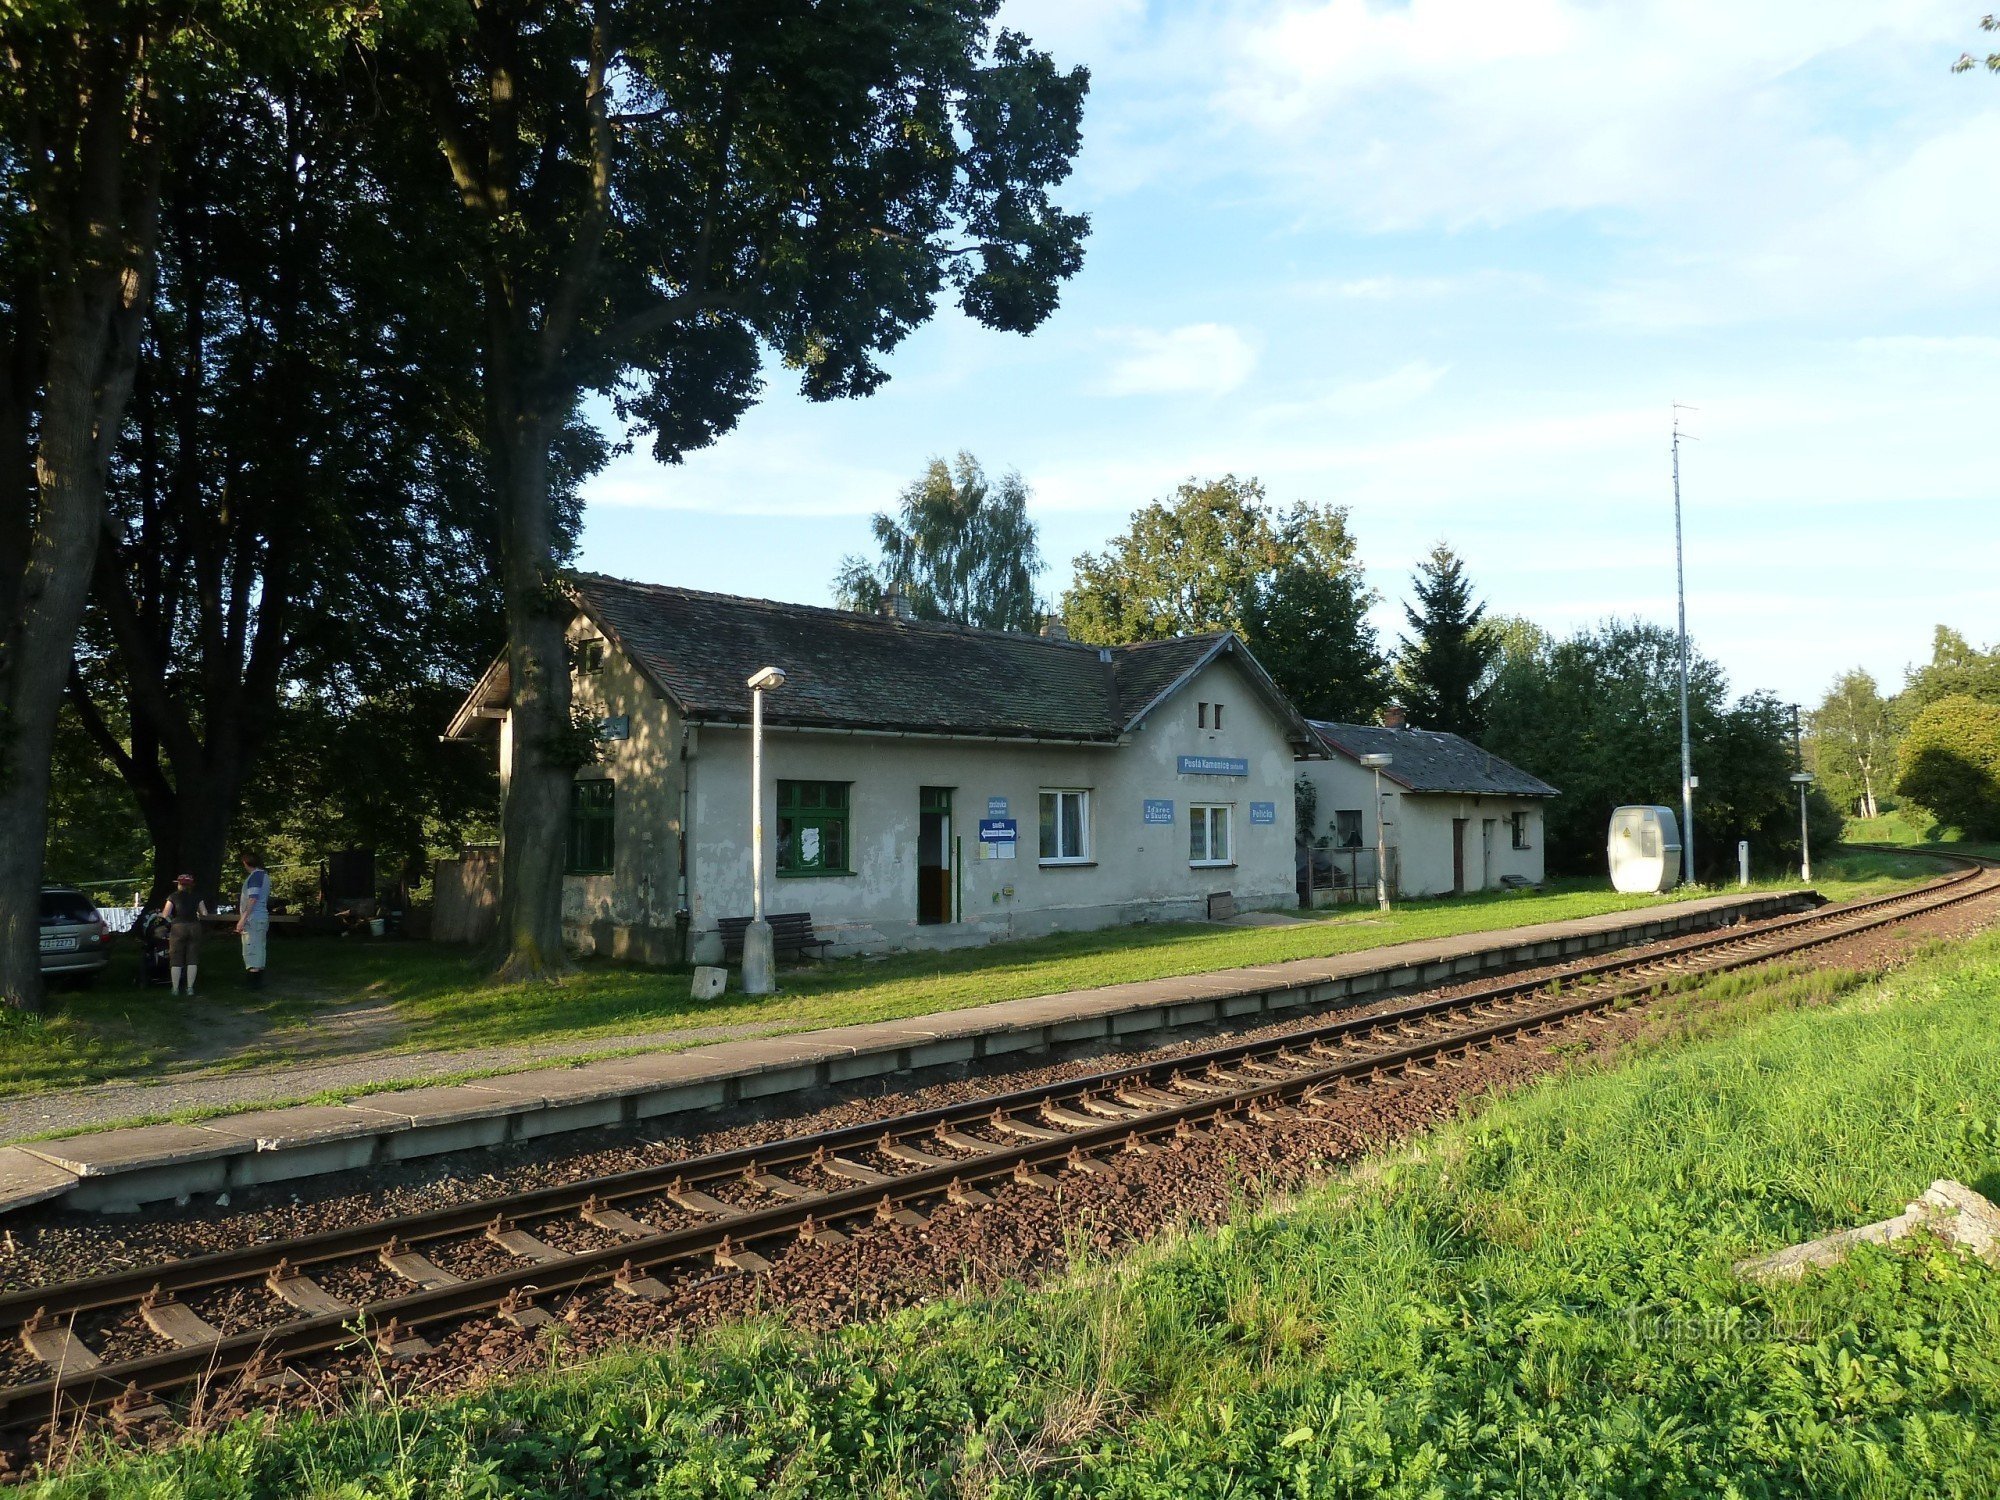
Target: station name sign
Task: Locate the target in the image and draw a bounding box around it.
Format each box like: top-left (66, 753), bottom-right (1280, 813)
top-left (1177, 754), bottom-right (1248, 777)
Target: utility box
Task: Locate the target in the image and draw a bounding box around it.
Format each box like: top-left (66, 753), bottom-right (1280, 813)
top-left (1607, 806), bottom-right (1682, 894)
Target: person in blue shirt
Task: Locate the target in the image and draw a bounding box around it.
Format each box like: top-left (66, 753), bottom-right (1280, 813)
top-left (235, 852), bottom-right (272, 988)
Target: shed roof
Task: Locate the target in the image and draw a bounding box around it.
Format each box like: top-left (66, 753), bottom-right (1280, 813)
top-left (1308, 720), bottom-right (1559, 798)
top-left (448, 574), bottom-right (1314, 747)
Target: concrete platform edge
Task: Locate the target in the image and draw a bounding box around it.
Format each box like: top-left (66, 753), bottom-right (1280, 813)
top-left (3, 891), bottom-right (1807, 1214)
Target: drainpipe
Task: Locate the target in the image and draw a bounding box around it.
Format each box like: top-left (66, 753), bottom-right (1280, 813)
top-left (675, 722), bottom-right (693, 965)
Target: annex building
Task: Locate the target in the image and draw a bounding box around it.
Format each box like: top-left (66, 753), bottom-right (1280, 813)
top-left (448, 574), bottom-right (1315, 963)
top-left (1295, 712), bottom-right (1558, 899)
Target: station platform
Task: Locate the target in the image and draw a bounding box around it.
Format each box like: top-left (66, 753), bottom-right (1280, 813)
top-left (0, 889), bottom-right (1808, 1215)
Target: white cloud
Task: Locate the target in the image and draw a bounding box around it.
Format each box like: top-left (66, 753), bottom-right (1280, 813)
top-left (1098, 322), bottom-right (1260, 396)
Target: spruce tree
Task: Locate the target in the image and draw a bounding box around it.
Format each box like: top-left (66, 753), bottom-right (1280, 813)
top-left (1394, 545), bottom-right (1496, 737)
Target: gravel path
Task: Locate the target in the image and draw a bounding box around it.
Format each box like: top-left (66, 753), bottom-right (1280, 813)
top-left (0, 1021), bottom-right (783, 1144)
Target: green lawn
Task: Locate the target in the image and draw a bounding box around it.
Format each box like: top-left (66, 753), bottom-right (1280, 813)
top-left (0, 849), bottom-right (1938, 1110)
top-left (1846, 808), bottom-right (2000, 863)
top-left (25, 868), bottom-right (2000, 1496)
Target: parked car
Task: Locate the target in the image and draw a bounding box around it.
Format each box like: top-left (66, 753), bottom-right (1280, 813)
top-left (40, 885), bottom-right (111, 986)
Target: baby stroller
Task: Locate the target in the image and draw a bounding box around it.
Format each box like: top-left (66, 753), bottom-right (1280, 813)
top-left (136, 909), bottom-right (174, 989)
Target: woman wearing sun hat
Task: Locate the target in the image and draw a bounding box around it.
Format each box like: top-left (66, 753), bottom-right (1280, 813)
top-left (161, 874), bottom-right (210, 996)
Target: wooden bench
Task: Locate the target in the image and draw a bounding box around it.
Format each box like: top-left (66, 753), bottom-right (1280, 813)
top-left (716, 912), bottom-right (831, 964)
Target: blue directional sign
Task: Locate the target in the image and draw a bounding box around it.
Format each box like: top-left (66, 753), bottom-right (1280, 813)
top-left (1249, 801), bottom-right (1277, 825)
top-left (978, 818), bottom-right (1017, 843)
top-left (1178, 754), bottom-right (1249, 776)
top-left (1142, 798), bottom-right (1175, 825)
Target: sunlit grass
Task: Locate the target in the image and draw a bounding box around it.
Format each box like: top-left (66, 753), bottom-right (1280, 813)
top-left (0, 847), bottom-right (1938, 1113)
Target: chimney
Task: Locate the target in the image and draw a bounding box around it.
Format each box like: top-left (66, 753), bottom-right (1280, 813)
top-left (877, 583), bottom-right (913, 621)
top-left (1381, 704), bottom-right (1408, 730)
top-left (1039, 615), bottom-right (1069, 640)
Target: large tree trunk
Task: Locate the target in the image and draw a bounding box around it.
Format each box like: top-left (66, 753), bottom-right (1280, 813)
top-left (0, 340), bottom-right (104, 1012)
top-left (492, 419), bottom-right (573, 982)
top-left (0, 28), bottom-right (162, 1011)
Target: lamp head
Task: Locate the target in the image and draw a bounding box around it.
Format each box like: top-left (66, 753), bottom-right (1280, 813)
top-left (1789, 772), bottom-right (1813, 786)
top-left (747, 666), bottom-right (787, 692)
top-left (1359, 753), bottom-right (1393, 769)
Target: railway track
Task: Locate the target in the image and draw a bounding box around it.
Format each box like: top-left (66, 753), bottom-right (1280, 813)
top-left (4, 853), bottom-right (1993, 1433)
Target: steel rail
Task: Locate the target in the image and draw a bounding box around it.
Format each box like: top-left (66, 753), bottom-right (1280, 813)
top-left (3, 852), bottom-right (1991, 1428)
top-left (0, 860), bottom-right (1973, 1332)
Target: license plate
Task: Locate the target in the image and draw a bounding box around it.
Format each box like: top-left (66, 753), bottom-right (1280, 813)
top-left (40, 935), bottom-right (78, 953)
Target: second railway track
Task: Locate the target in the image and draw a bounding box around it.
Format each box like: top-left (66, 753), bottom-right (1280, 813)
top-left (4, 853), bottom-right (1994, 1432)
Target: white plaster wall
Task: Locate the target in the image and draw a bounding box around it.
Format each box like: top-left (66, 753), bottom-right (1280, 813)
top-left (685, 653), bottom-right (1300, 958)
top-left (1295, 754), bottom-right (1547, 898)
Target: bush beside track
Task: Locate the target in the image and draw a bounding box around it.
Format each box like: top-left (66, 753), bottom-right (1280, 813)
top-left (19, 911), bottom-right (2000, 1496)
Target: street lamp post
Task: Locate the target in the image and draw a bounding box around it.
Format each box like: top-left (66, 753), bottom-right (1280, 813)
top-left (1790, 772), bottom-right (1814, 885)
top-left (743, 665), bottom-right (787, 995)
top-left (1360, 752), bottom-right (1393, 911)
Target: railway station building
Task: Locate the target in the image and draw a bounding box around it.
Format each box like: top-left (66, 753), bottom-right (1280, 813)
top-left (1294, 713), bottom-right (1558, 900)
top-left (447, 573), bottom-right (1316, 963)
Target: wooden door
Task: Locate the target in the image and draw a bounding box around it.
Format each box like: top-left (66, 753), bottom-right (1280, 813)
top-left (1452, 818), bottom-right (1469, 894)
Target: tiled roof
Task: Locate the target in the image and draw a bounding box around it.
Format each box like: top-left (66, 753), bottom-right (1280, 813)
top-left (536, 575), bottom-right (1313, 745)
top-left (1309, 720), bottom-right (1559, 798)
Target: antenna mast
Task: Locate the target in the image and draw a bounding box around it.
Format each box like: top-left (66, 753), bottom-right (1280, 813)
top-left (1672, 405), bottom-right (1697, 887)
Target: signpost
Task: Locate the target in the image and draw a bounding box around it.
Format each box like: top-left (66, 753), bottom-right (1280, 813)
top-left (1177, 755), bottom-right (1248, 776)
top-left (1142, 799), bottom-right (1174, 825)
top-left (1249, 801), bottom-right (1276, 825)
top-left (978, 817), bottom-right (1017, 860)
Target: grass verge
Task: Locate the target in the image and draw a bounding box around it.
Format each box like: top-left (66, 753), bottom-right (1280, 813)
top-left (21, 893), bottom-right (2000, 1496)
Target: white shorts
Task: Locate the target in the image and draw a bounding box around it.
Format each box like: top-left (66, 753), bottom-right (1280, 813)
top-left (240, 921), bottom-right (270, 970)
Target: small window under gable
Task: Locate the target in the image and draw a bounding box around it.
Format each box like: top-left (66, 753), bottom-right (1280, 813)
top-left (1197, 701), bottom-right (1208, 729)
top-left (575, 638), bottom-right (606, 676)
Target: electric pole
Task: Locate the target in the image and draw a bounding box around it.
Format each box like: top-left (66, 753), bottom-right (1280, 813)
top-left (1672, 405), bottom-right (1697, 887)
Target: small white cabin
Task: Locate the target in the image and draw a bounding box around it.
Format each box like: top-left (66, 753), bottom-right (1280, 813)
top-left (1607, 805), bottom-right (1681, 894)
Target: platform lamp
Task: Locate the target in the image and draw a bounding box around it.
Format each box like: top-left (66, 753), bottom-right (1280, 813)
top-left (1359, 752), bottom-right (1394, 912)
top-left (1790, 771), bottom-right (1815, 886)
top-left (743, 665), bottom-right (788, 995)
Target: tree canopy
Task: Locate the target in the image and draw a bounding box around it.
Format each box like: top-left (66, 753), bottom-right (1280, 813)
top-left (1807, 669), bottom-right (1893, 820)
top-left (380, 0), bottom-right (1091, 978)
top-left (1896, 694), bottom-right (2000, 839)
top-left (1393, 544), bottom-right (1496, 738)
top-left (832, 453), bottom-right (1044, 630)
top-left (1482, 619), bottom-right (1839, 878)
top-left (1062, 476), bottom-right (1384, 721)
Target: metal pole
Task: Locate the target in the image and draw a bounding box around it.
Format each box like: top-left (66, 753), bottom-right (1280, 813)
top-left (1374, 767), bottom-right (1390, 912)
top-left (1798, 783), bottom-right (1812, 884)
top-left (750, 686), bottom-right (765, 923)
top-left (1672, 410), bottom-right (1695, 886)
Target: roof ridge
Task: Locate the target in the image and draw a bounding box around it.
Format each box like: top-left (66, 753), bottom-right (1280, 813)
top-left (567, 570), bottom-right (1102, 653)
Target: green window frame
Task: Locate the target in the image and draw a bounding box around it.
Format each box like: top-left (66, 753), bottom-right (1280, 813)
top-left (567, 779), bottom-right (615, 875)
top-left (778, 779), bottom-right (852, 877)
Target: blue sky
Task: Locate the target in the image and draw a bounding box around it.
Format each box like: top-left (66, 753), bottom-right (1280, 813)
top-left (577, 0), bottom-right (2000, 710)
